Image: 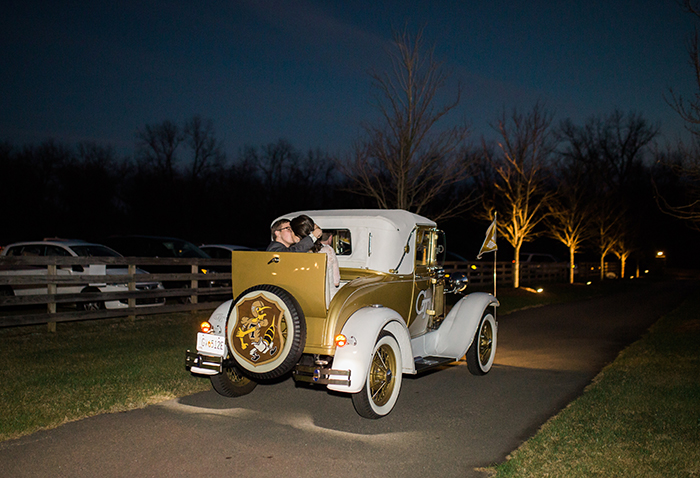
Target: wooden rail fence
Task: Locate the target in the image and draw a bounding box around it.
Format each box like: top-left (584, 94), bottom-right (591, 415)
top-left (1, 256), bottom-right (615, 329)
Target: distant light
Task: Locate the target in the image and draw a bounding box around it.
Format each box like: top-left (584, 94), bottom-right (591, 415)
top-left (656, 251), bottom-right (665, 258)
top-left (470, 264), bottom-right (477, 270)
top-left (536, 288), bottom-right (544, 293)
top-left (644, 270), bottom-right (649, 274)
top-left (586, 281), bottom-right (592, 285)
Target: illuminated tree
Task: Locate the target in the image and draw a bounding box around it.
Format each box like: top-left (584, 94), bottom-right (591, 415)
top-left (558, 110), bottom-right (657, 278)
top-left (477, 103), bottom-right (556, 288)
top-left (544, 165), bottom-right (594, 284)
top-left (593, 199), bottom-right (624, 280)
top-left (612, 231), bottom-right (633, 279)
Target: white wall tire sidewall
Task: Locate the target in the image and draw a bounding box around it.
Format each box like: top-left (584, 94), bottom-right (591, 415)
top-left (365, 334), bottom-right (402, 417)
top-left (478, 313), bottom-right (497, 373)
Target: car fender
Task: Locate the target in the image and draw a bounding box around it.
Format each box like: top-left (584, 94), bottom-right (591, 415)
top-left (411, 292), bottom-right (498, 360)
top-left (327, 305), bottom-right (413, 394)
top-left (207, 299), bottom-right (232, 338)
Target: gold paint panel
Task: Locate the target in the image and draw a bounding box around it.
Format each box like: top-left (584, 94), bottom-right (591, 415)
top-left (231, 251), bottom-right (327, 318)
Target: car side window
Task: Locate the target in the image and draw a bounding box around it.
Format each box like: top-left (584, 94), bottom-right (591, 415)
top-left (13, 245), bottom-right (44, 256)
top-left (415, 229), bottom-right (431, 267)
top-left (324, 229), bottom-right (352, 256)
top-left (46, 246), bottom-right (71, 256)
top-left (5, 246), bottom-right (23, 256)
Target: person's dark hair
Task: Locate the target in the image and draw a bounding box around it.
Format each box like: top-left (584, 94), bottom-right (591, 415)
top-left (270, 218), bottom-right (289, 241)
top-left (290, 214), bottom-right (322, 252)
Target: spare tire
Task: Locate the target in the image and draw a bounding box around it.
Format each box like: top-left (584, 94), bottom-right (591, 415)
top-left (226, 284), bottom-right (306, 380)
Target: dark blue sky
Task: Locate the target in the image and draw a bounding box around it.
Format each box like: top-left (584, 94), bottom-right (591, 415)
top-left (1, 1), bottom-right (696, 157)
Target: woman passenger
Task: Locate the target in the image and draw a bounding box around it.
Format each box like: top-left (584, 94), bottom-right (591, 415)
top-left (290, 215), bottom-right (340, 306)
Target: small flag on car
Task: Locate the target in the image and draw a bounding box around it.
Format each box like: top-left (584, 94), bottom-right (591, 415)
top-left (477, 215), bottom-right (498, 259)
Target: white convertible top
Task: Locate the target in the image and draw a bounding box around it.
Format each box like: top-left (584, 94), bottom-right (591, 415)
top-left (275, 209), bottom-right (436, 274)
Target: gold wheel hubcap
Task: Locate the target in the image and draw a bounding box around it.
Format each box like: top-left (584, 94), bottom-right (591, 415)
top-left (368, 343), bottom-right (397, 407)
top-left (478, 320), bottom-right (493, 366)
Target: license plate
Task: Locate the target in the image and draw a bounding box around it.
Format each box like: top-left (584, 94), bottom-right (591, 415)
top-left (197, 332), bottom-right (226, 356)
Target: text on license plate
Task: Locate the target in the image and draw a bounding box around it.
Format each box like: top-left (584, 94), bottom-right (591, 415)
top-left (197, 332), bottom-right (226, 356)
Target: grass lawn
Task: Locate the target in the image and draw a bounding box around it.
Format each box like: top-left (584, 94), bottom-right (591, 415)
top-left (0, 312), bottom-right (213, 442)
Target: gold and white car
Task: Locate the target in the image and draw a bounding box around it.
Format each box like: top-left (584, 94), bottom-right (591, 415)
top-left (186, 210), bottom-right (498, 418)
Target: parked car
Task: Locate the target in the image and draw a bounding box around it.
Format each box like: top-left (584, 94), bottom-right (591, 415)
top-left (199, 244), bottom-right (257, 259)
top-left (445, 251), bottom-right (469, 262)
top-left (0, 239), bottom-right (164, 310)
top-left (186, 209), bottom-right (499, 419)
top-left (197, 245), bottom-right (257, 287)
top-left (518, 252), bottom-right (559, 263)
top-left (200, 244), bottom-right (258, 284)
top-left (98, 235), bottom-right (221, 294)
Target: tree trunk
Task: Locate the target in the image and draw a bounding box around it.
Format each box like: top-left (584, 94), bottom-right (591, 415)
top-left (569, 247), bottom-right (575, 284)
top-left (514, 244), bottom-right (522, 288)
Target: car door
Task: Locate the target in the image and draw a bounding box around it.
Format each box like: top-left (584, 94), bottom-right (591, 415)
top-left (408, 227), bottom-right (445, 337)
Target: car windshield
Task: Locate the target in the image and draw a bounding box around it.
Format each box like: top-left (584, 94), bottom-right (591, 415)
top-left (70, 245), bottom-right (122, 257)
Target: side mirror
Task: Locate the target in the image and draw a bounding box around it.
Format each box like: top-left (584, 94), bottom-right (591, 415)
top-left (445, 272), bottom-right (468, 295)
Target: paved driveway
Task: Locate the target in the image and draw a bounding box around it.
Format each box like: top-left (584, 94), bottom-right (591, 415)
top-left (0, 280), bottom-right (693, 478)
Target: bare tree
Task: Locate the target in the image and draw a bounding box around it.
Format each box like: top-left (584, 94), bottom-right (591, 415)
top-left (183, 116), bottom-right (225, 181)
top-left (557, 110), bottom-right (656, 277)
top-left (668, 1), bottom-right (700, 135)
top-left (544, 166), bottom-right (594, 284)
top-left (653, 142), bottom-right (700, 228)
top-left (612, 231), bottom-right (633, 279)
top-left (658, 1), bottom-right (700, 226)
top-left (136, 120), bottom-right (183, 181)
top-left (242, 139), bottom-right (338, 214)
top-left (558, 110), bottom-right (658, 195)
top-left (593, 199), bottom-right (624, 280)
top-left (477, 103), bottom-right (556, 288)
top-left (340, 27), bottom-right (472, 220)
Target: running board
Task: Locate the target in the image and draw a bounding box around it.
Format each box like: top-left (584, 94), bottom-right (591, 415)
top-left (413, 356), bottom-right (457, 373)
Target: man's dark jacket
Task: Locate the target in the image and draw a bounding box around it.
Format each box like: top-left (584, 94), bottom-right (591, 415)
top-left (266, 235), bottom-right (315, 252)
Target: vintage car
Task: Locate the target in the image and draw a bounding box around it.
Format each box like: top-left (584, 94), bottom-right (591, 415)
top-left (185, 209), bottom-right (498, 418)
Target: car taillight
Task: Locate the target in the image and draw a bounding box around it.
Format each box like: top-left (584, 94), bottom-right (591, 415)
top-left (335, 334), bottom-right (347, 347)
top-left (200, 321), bottom-right (212, 333)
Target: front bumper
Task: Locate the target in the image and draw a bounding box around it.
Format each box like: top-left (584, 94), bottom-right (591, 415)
top-left (185, 350), bottom-right (223, 376)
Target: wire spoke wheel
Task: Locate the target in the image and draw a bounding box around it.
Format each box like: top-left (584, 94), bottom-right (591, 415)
top-left (369, 343), bottom-right (397, 407)
top-left (352, 331), bottom-right (403, 419)
top-left (467, 310), bottom-right (497, 376)
top-left (478, 319), bottom-right (493, 366)
top-left (210, 362), bottom-right (258, 397)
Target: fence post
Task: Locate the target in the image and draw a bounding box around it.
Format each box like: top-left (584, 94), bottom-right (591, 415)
top-left (191, 264), bottom-right (198, 305)
top-left (47, 264), bottom-right (57, 333)
top-left (128, 264), bottom-right (136, 321)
